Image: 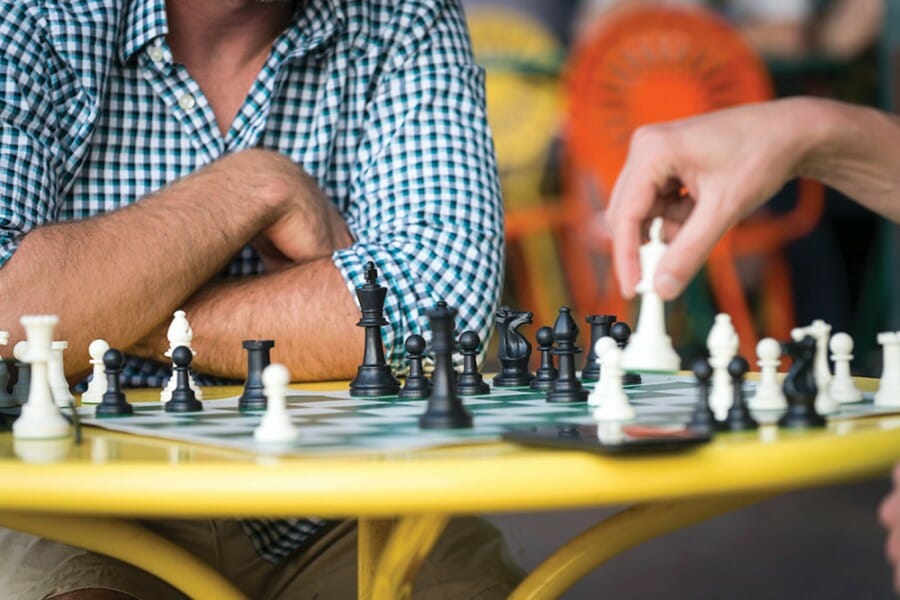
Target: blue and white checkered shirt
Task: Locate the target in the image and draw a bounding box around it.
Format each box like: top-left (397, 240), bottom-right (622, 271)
top-left (0, 0), bottom-right (503, 562)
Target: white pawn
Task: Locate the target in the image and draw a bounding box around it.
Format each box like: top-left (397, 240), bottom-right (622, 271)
top-left (750, 338), bottom-right (786, 411)
top-left (587, 337), bottom-right (619, 407)
top-left (792, 321), bottom-right (837, 415)
top-left (592, 346), bottom-right (635, 421)
top-left (13, 315), bottom-right (70, 440)
top-left (829, 332), bottom-right (862, 404)
top-left (875, 332), bottom-right (900, 407)
top-left (708, 313), bottom-right (738, 420)
top-left (80, 339), bottom-right (110, 405)
top-left (48, 341), bottom-right (75, 408)
top-left (254, 363), bottom-right (299, 443)
top-left (161, 310), bottom-right (202, 402)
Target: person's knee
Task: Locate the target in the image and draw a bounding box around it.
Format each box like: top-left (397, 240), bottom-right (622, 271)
top-left (49, 590), bottom-right (137, 600)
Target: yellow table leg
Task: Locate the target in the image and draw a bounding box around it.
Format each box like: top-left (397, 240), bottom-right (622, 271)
top-left (371, 514), bottom-right (449, 600)
top-left (0, 512), bottom-right (247, 600)
top-left (510, 493), bottom-right (773, 600)
top-left (359, 518), bottom-right (396, 600)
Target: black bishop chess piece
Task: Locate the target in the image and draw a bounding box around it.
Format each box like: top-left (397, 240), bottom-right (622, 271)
top-left (239, 340), bottom-right (274, 412)
top-left (547, 307), bottom-right (588, 403)
top-left (95, 348), bottom-right (133, 417)
top-left (582, 315), bottom-right (616, 382)
top-left (399, 334), bottom-right (430, 400)
top-left (610, 322), bottom-right (642, 385)
top-left (778, 335), bottom-right (826, 429)
top-left (349, 262), bottom-right (401, 397)
top-left (493, 306), bottom-right (534, 387)
top-left (457, 330), bottom-right (490, 396)
top-left (419, 304), bottom-right (473, 429)
top-left (165, 346), bottom-right (203, 413)
top-left (530, 326), bottom-right (558, 391)
top-left (688, 357), bottom-right (717, 434)
top-left (723, 355), bottom-right (758, 431)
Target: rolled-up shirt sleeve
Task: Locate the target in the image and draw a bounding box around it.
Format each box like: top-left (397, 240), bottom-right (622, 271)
top-left (332, 0), bottom-right (503, 367)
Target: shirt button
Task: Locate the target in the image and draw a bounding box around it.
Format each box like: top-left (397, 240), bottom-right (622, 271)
top-left (178, 94), bottom-right (196, 111)
top-left (148, 46), bottom-right (164, 62)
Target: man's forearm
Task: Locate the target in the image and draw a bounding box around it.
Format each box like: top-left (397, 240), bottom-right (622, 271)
top-left (138, 257), bottom-right (363, 381)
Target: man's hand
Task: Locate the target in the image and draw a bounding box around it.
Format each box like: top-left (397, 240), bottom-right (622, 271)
top-left (879, 464), bottom-right (900, 593)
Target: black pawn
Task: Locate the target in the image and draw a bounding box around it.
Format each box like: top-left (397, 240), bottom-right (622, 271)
top-left (457, 331), bottom-right (490, 396)
top-left (582, 314), bottom-right (616, 382)
top-left (419, 304), bottom-right (473, 429)
top-left (399, 334), bottom-right (430, 400)
top-left (95, 349), bottom-right (133, 417)
top-left (530, 326), bottom-right (558, 391)
top-left (688, 357), bottom-right (716, 433)
top-left (349, 262), bottom-right (401, 397)
top-left (723, 355), bottom-right (757, 431)
top-left (165, 346), bottom-right (203, 413)
top-left (610, 322), bottom-right (642, 385)
top-left (239, 340), bottom-right (274, 412)
top-left (546, 307), bottom-right (588, 403)
top-left (778, 336), bottom-right (826, 429)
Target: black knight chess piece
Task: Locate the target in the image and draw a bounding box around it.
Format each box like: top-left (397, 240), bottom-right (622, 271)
top-left (779, 335), bottom-right (826, 429)
top-left (349, 262), bottom-right (401, 397)
top-left (493, 306), bottom-right (534, 387)
top-left (582, 314), bottom-right (616, 382)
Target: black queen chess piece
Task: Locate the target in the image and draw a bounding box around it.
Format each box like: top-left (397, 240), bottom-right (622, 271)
top-left (419, 303), bottom-right (473, 429)
top-left (95, 348), bottom-right (133, 417)
top-left (349, 262), bottom-right (401, 397)
top-left (239, 340), bottom-right (275, 412)
top-left (493, 306), bottom-right (534, 387)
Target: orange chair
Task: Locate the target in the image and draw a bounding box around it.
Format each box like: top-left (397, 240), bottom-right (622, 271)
top-left (561, 4), bottom-right (824, 360)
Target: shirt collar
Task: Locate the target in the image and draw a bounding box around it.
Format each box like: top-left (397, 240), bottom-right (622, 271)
top-left (117, 0), bottom-right (169, 65)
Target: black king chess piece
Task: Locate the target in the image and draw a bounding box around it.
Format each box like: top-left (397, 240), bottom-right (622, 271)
top-left (399, 334), bottom-right (430, 400)
top-left (688, 357), bottom-right (716, 434)
top-left (165, 346), bottom-right (203, 413)
top-left (610, 321), bottom-right (642, 385)
top-left (547, 307), bottom-right (589, 403)
top-left (419, 303), bottom-right (473, 429)
top-left (779, 335), bottom-right (826, 429)
top-left (530, 326), bottom-right (558, 391)
top-left (457, 330), bottom-right (491, 396)
top-left (349, 262), bottom-right (401, 397)
top-left (723, 355), bottom-right (757, 431)
top-left (239, 340), bottom-right (274, 411)
top-left (493, 306), bottom-right (534, 387)
top-left (95, 348), bottom-right (133, 417)
top-left (582, 314), bottom-right (616, 382)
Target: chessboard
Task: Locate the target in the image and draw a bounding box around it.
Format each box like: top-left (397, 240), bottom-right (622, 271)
top-left (76, 375), bottom-right (898, 456)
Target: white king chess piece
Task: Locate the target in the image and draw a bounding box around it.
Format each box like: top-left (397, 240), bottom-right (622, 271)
top-left (161, 310), bottom-right (203, 402)
top-left (620, 217), bottom-right (680, 373)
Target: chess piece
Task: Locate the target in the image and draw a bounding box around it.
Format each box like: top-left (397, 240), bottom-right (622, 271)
top-left (591, 345), bottom-right (634, 421)
top-left (349, 262), bottom-right (401, 397)
top-left (621, 218), bottom-right (680, 373)
top-left (749, 337), bottom-right (787, 412)
top-left (793, 320), bottom-right (836, 415)
top-left (254, 363), bottom-right (299, 443)
top-left (779, 336), bottom-right (826, 428)
top-left (48, 341), bottom-right (75, 408)
top-left (530, 326), bottom-right (558, 391)
top-left (610, 322), bottom-right (641, 385)
top-left (493, 306), bottom-right (534, 387)
top-left (587, 337), bottom-right (618, 407)
top-left (13, 315), bottom-right (70, 439)
top-left (707, 313), bottom-right (739, 420)
top-left (828, 332), bottom-right (862, 404)
top-left (239, 340), bottom-right (275, 411)
top-left (875, 331), bottom-right (900, 407)
top-left (165, 346), bottom-right (203, 413)
top-left (419, 303), bottom-right (472, 429)
top-left (546, 307), bottom-right (588, 403)
top-left (457, 331), bottom-right (490, 396)
top-left (687, 357), bottom-right (716, 433)
top-left (399, 334), bottom-right (430, 400)
top-left (0, 331), bottom-right (12, 408)
top-left (81, 339), bottom-right (110, 405)
top-left (582, 314), bottom-right (616, 382)
top-left (96, 348), bottom-right (134, 417)
top-left (12, 341), bottom-right (30, 406)
top-left (723, 355), bottom-right (757, 431)
top-left (161, 310), bottom-right (203, 402)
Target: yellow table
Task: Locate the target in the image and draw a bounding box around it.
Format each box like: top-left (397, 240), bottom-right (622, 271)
top-left (0, 378), bottom-right (898, 599)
